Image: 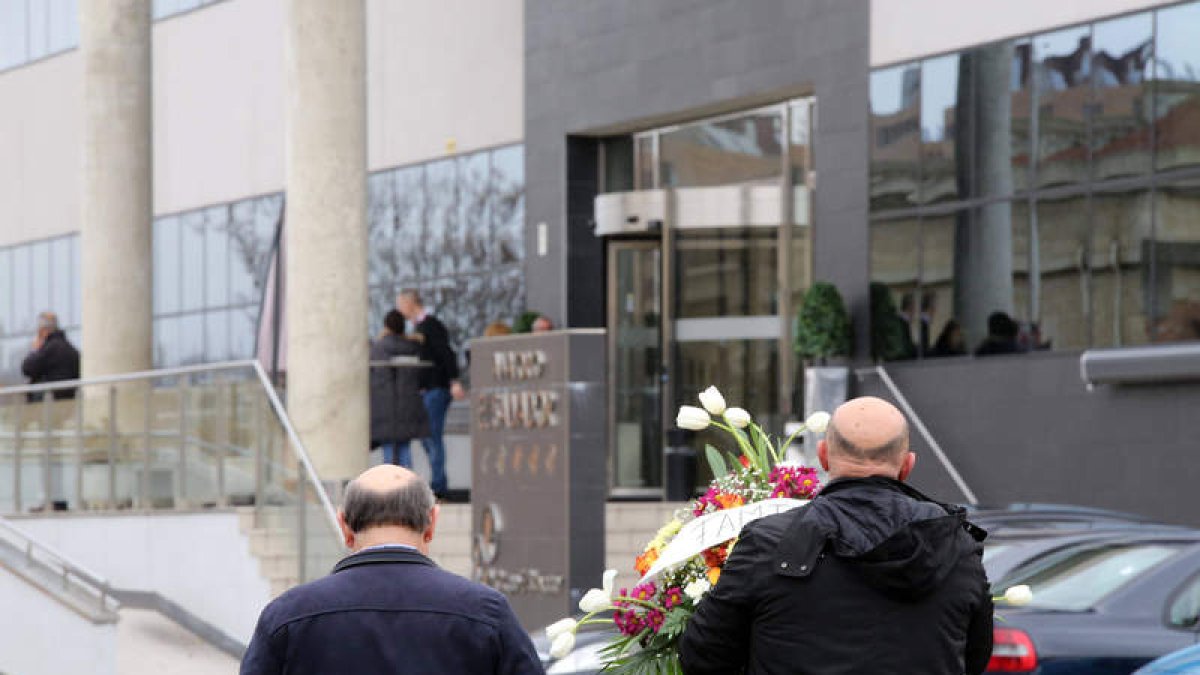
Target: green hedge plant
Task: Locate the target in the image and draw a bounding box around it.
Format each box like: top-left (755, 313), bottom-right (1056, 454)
top-left (794, 282), bottom-right (852, 364)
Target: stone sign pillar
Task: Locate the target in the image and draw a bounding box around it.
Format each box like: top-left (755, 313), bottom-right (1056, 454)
top-left (469, 330), bottom-right (607, 629)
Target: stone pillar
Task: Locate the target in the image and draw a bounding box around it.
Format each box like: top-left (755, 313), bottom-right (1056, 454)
top-left (284, 0), bottom-right (369, 481)
top-left (80, 0), bottom-right (153, 379)
top-left (954, 44), bottom-right (1015, 347)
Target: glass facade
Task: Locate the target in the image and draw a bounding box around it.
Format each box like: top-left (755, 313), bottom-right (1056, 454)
top-left (366, 144), bottom-right (525, 360)
top-left (0, 235), bottom-right (80, 385)
top-left (0, 0), bottom-right (223, 73)
top-left (870, 1), bottom-right (1200, 358)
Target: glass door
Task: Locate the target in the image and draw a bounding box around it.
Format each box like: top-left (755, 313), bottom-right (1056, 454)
top-left (608, 241), bottom-right (663, 494)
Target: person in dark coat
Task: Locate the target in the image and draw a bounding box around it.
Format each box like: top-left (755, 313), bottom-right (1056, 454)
top-left (396, 290), bottom-right (459, 498)
top-left (21, 312), bottom-right (80, 403)
top-left (679, 396), bottom-right (993, 675)
top-left (240, 465), bottom-right (542, 675)
top-left (975, 311), bottom-right (1023, 357)
top-left (370, 310), bottom-right (430, 468)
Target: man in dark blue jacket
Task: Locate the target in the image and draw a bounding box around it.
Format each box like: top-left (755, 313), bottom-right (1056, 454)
top-left (240, 465), bottom-right (542, 675)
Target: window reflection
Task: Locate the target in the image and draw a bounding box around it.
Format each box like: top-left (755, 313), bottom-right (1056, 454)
top-left (1035, 26), bottom-right (1092, 188)
top-left (1155, 1), bottom-right (1200, 172)
top-left (658, 110), bottom-right (782, 189)
top-left (870, 217), bottom-right (920, 358)
top-left (1090, 189), bottom-right (1152, 347)
top-left (871, 64), bottom-right (921, 210)
top-left (1036, 194), bottom-right (1091, 350)
top-left (1153, 180), bottom-right (1200, 343)
top-left (920, 55), bottom-right (960, 204)
top-left (1091, 13), bottom-right (1152, 180)
top-left (675, 229), bottom-right (777, 318)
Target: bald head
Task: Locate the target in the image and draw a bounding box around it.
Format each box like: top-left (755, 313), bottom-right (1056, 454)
top-left (822, 397), bottom-right (912, 477)
top-left (341, 465), bottom-right (436, 536)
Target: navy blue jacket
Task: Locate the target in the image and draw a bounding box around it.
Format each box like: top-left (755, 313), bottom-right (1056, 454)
top-left (241, 547), bottom-right (543, 675)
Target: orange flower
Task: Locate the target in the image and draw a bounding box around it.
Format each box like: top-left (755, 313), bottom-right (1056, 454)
top-left (738, 455), bottom-right (751, 469)
top-left (707, 567), bottom-right (721, 585)
top-left (702, 544), bottom-right (729, 569)
top-left (715, 493), bottom-right (744, 510)
top-left (635, 548), bottom-right (660, 576)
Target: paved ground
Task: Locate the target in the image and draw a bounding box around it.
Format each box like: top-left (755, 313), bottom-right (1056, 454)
top-left (117, 609), bottom-right (239, 675)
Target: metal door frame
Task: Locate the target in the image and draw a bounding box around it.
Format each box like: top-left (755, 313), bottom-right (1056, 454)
top-left (606, 238), bottom-right (665, 498)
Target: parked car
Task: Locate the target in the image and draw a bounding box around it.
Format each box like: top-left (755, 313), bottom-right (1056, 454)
top-left (988, 533), bottom-right (1200, 674)
top-left (968, 503), bottom-right (1165, 538)
top-left (1134, 644), bottom-right (1200, 674)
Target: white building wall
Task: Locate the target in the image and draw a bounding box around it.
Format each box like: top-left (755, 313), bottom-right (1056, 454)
top-left (0, 0), bottom-right (524, 249)
top-left (16, 511), bottom-right (271, 644)
top-left (0, 565), bottom-right (117, 675)
top-left (872, 0), bottom-right (1179, 66)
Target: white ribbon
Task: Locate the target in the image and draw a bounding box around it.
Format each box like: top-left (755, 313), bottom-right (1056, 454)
top-left (639, 498), bottom-right (809, 583)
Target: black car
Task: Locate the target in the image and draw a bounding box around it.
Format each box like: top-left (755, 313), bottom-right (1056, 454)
top-left (989, 533), bottom-right (1200, 674)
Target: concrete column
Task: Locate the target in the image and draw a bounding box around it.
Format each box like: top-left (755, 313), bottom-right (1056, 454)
top-left (80, 0), bottom-right (153, 378)
top-left (284, 0), bottom-right (369, 481)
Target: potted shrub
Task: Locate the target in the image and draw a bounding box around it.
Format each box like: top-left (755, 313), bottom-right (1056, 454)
top-left (793, 282), bottom-right (852, 466)
top-left (870, 282), bottom-right (916, 362)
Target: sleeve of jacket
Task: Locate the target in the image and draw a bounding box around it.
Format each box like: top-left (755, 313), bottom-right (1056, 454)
top-left (486, 591), bottom-right (545, 675)
top-left (678, 525), bottom-right (766, 675)
top-left (964, 576), bottom-right (994, 675)
top-left (240, 612), bottom-right (285, 675)
top-left (21, 347), bottom-right (46, 379)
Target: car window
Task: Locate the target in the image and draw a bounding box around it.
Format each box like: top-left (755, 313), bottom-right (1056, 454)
top-left (995, 543), bottom-right (1182, 611)
top-left (982, 544), bottom-right (1012, 564)
top-left (1168, 574), bottom-right (1200, 629)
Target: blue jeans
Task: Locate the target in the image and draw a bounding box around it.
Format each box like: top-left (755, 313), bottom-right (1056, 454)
top-left (422, 387), bottom-right (452, 495)
top-left (380, 441), bottom-right (412, 468)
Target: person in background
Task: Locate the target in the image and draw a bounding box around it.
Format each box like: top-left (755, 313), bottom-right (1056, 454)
top-left (369, 310), bottom-right (430, 468)
top-left (919, 292), bottom-right (936, 356)
top-left (974, 311), bottom-right (1022, 357)
top-left (240, 465), bottom-right (542, 675)
top-left (484, 321), bottom-right (512, 337)
top-left (395, 290), bottom-right (458, 499)
top-left (930, 319), bottom-right (967, 358)
top-left (531, 315), bottom-right (554, 333)
top-left (22, 312), bottom-right (80, 403)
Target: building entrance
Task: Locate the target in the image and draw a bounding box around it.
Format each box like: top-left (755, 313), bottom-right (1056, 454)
top-left (599, 98), bottom-right (815, 497)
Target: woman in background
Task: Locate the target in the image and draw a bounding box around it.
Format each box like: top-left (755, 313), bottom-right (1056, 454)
top-left (369, 310), bottom-right (431, 467)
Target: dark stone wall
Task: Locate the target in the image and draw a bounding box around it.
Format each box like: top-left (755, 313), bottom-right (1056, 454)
top-left (525, 0), bottom-right (871, 349)
top-left (856, 353), bottom-right (1200, 527)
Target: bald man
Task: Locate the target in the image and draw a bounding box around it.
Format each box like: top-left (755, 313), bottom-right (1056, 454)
top-left (680, 397), bottom-right (992, 675)
top-left (241, 466), bottom-right (541, 675)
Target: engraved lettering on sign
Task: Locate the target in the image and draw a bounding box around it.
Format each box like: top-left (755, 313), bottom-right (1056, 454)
top-left (492, 350), bottom-right (548, 381)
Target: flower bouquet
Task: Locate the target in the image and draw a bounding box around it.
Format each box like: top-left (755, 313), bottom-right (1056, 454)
top-left (547, 386), bottom-right (831, 673)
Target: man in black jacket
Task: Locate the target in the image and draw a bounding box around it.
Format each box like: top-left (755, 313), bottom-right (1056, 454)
top-left (396, 290), bottom-right (459, 497)
top-left (21, 312), bottom-right (80, 402)
top-left (241, 464), bottom-right (542, 675)
top-left (679, 396), bottom-right (992, 675)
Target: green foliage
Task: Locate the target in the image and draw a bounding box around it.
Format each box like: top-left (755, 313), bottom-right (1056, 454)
top-left (794, 281), bottom-right (852, 362)
top-left (599, 608), bottom-right (691, 675)
top-left (512, 311), bottom-right (541, 334)
top-left (704, 445), bottom-right (728, 478)
top-left (869, 282), bottom-right (916, 361)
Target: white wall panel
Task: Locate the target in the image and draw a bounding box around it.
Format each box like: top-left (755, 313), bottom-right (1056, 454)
top-left (366, 0), bottom-right (524, 170)
top-left (0, 53), bottom-right (81, 247)
top-left (0, 564), bottom-right (116, 675)
top-left (17, 511), bottom-right (272, 643)
top-left (872, 0), bottom-right (1178, 66)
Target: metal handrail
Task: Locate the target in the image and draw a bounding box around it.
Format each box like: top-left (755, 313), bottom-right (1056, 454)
top-left (856, 365), bottom-right (979, 506)
top-left (0, 359), bottom-right (342, 553)
top-left (0, 515), bottom-right (116, 612)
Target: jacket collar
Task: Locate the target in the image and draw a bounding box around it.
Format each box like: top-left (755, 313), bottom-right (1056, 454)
top-left (772, 476), bottom-right (983, 579)
top-left (332, 547), bottom-right (438, 574)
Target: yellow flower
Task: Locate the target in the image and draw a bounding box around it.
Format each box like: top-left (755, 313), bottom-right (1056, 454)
top-left (706, 567), bottom-right (721, 585)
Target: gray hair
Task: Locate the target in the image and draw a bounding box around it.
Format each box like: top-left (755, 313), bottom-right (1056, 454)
top-left (37, 312), bottom-right (59, 331)
top-left (342, 476), bottom-right (435, 534)
top-left (826, 419), bottom-right (909, 464)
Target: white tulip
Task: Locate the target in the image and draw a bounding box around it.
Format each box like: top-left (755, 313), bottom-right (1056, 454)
top-left (579, 569), bottom-right (618, 614)
top-left (1004, 584), bottom-right (1033, 606)
top-left (545, 617), bottom-right (577, 640)
top-left (549, 631), bottom-right (576, 660)
top-left (676, 405), bottom-right (711, 431)
top-left (698, 386), bottom-right (727, 416)
top-left (684, 578), bottom-right (711, 602)
top-left (804, 411), bottom-right (831, 434)
top-left (724, 407), bottom-right (752, 429)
